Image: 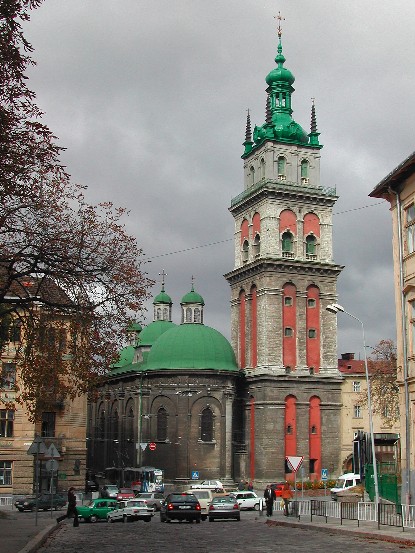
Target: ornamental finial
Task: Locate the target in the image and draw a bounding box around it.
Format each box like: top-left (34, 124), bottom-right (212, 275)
top-left (274, 11), bottom-right (285, 38)
top-left (159, 269), bottom-right (167, 291)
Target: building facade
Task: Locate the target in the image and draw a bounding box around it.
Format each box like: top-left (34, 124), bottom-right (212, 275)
top-left (369, 151), bottom-right (415, 501)
top-left (0, 278), bottom-right (87, 497)
top-left (224, 29), bottom-right (344, 482)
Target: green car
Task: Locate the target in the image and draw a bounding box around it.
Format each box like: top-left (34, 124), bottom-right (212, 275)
top-left (77, 498), bottom-right (118, 522)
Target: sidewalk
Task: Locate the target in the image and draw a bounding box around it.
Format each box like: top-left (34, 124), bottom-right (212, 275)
top-left (263, 508), bottom-right (415, 547)
top-left (0, 507), bottom-right (59, 553)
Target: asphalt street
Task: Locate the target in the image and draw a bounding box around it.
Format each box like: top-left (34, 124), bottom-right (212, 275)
top-left (35, 511), bottom-right (407, 553)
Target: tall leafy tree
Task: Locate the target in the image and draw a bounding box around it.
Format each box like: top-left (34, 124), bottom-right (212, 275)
top-left (359, 339), bottom-right (399, 428)
top-left (0, 1), bottom-right (152, 419)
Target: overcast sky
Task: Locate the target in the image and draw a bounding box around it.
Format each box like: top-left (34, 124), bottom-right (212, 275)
top-left (23, 0), bottom-right (415, 359)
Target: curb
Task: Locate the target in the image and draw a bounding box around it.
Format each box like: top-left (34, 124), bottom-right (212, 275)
top-left (265, 518), bottom-right (415, 547)
top-left (17, 522), bottom-right (60, 553)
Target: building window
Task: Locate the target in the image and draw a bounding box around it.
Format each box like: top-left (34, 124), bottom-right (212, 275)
top-left (307, 298), bottom-right (316, 308)
top-left (0, 410), bottom-right (14, 437)
top-left (200, 408), bottom-right (213, 442)
top-left (286, 424), bottom-right (292, 434)
top-left (311, 425), bottom-right (317, 434)
top-left (284, 327), bottom-right (293, 337)
top-left (301, 159), bottom-right (309, 179)
top-left (1, 363), bottom-right (16, 390)
top-left (308, 329), bottom-right (317, 338)
top-left (282, 231), bottom-right (293, 253)
top-left (277, 156), bottom-right (286, 180)
top-left (98, 407), bottom-right (105, 440)
top-left (306, 235), bottom-right (317, 256)
top-left (353, 381), bottom-right (361, 393)
top-left (194, 308), bottom-right (201, 323)
top-left (0, 461), bottom-right (12, 485)
top-left (253, 234), bottom-right (260, 257)
top-left (10, 320), bottom-right (22, 342)
top-left (242, 240), bottom-right (249, 263)
top-left (353, 405), bottom-right (362, 418)
top-left (157, 408), bottom-right (168, 442)
top-left (411, 300), bottom-right (415, 354)
top-left (406, 204), bottom-right (415, 254)
top-left (250, 166), bottom-right (255, 185)
top-left (309, 458), bottom-right (316, 473)
top-left (185, 307), bottom-right (192, 323)
top-left (156, 308), bottom-right (162, 320)
top-left (260, 158), bottom-right (265, 179)
top-left (284, 296), bottom-right (293, 306)
top-left (41, 412), bottom-right (56, 438)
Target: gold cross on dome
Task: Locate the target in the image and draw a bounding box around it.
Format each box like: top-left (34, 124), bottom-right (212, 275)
top-left (274, 11), bottom-right (285, 38)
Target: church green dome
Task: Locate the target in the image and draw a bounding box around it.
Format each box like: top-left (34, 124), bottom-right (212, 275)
top-left (138, 320), bottom-right (176, 347)
top-left (181, 289), bottom-right (205, 305)
top-left (111, 345), bottom-right (135, 369)
top-left (127, 321), bottom-right (142, 332)
top-left (153, 290), bottom-right (172, 304)
top-left (145, 324), bottom-right (238, 371)
top-left (265, 51), bottom-right (295, 86)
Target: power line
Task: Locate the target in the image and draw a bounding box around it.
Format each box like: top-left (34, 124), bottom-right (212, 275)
top-left (142, 200), bottom-right (387, 262)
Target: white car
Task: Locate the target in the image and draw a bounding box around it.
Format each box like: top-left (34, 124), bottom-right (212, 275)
top-left (107, 499), bottom-right (154, 523)
top-left (229, 491), bottom-right (262, 510)
top-left (190, 480), bottom-right (223, 492)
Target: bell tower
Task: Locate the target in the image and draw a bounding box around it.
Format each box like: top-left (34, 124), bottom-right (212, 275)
top-left (225, 17), bottom-right (343, 482)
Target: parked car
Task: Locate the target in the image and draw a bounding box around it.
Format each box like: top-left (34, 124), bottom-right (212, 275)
top-left (135, 492), bottom-right (165, 511)
top-left (208, 495), bottom-right (241, 522)
top-left (14, 493), bottom-right (67, 512)
top-left (270, 483), bottom-right (286, 497)
top-left (160, 492), bottom-right (202, 523)
top-left (77, 498), bottom-right (118, 522)
top-left (330, 473), bottom-right (361, 501)
top-left (229, 490), bottom-right (262, 510)
top-left (184, 488), bottom-right (214, 521)
top-left (107, 499), bottom-right (154, 523)
top-left (190, 480), bottom-right (223, 492)
top-left (100, 484), bottom-right (119, 499)
top-left (85, 480), bottom-right (99, 493)
top-left (116, 488), bottom-right (135, 501)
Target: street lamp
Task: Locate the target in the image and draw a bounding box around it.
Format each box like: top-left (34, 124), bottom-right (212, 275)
top-left (326, 303), bottom-right (380, 506)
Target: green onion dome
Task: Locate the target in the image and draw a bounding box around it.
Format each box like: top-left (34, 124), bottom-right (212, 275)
top-left (138, 320), bottom-right (176, 347)
top-left (153, 290), bottom-right (172, 304)
top-left (145, 324), bottom-right (238, 371)
top-left (127, 322), bottom-right (142, 332)
top-left (111, 345), bottom-right (135, 369)
top-left (265, 47), bottom-right (295, 86)
top-left (181, 289), bottom-right (205, 305)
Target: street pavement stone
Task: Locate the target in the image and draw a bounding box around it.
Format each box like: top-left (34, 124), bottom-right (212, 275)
top-left (34, 512), bottom-right (410, 553)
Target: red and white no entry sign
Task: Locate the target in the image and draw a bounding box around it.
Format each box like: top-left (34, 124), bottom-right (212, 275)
top-left (149, 442), bottom-right (156, 451)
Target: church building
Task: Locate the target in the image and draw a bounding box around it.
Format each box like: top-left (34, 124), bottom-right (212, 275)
top-left (86, 22), bottom-right (344, 486)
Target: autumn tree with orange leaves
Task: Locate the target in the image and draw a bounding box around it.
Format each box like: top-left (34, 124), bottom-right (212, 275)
top-left (0, 1), bottom-right (152, 419)
top-left (358, 339), bottom-right (399, 428)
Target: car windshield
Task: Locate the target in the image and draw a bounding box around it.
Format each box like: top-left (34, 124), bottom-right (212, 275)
top-left (170, 494), bottom-right (196, 501)
top-left (138, 493), bottom-right (151, 498)
top-left (213, 496), bottom-right (233, 504)
top-left (119, 489), bottom-right (133, 494)
top-left (334, 479), bottom-right (345, 488)
top-left (127, 500), bottom-right (145, 507)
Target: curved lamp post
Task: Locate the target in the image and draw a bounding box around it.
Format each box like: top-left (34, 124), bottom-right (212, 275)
top-left (326, 303), bottom-right (380, 506)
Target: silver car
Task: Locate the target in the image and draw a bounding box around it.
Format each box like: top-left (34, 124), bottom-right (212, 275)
top-left (135, 492), bottom-right (165, 511)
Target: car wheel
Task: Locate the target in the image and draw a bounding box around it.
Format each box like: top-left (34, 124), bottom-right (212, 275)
top-left (187, 519), bottom-right (193, 523)
top-left (196, 518), bottom-right (201, 524)
top-left (160, 513), bottom-right (165, 522)
top-left (254, 503), bottom-right (260, 511)
top-left (236, 516), bottom-right (241, 521)
top-left (90, 515), bottom-right (97, 523)
top-left (166, 518), bottom-right (171, 523)
top-left (123, 515), bottom-right (128, 523)
top-left (201, 515), bottom-right (207, 521)
top-left (144, 517), bottom-right (151, 522)
top-left (209, 517), bottom-right (214, 522)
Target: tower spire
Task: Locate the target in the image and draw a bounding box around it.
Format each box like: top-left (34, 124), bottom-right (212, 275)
top-left (243, 109), bottom-right (253, 155)
top-left (308, 98), bottom-right (321, 146)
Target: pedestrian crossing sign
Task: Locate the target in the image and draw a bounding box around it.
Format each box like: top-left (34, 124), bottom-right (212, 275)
top-left (191, 471), bottom-right (199, 479)
top-left (321, 468), bottom-right (328, 480)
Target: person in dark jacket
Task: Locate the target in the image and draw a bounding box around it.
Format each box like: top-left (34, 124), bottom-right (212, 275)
top-left (67, 487), bottom-right (79, 526)
top-left (263, 484), bottom-right (274, 517)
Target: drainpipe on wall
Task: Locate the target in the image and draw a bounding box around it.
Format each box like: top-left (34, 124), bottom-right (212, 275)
top-left (391, 187), bottom-right (411, 504)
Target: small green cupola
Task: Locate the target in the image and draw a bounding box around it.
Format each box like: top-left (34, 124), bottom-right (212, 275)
top-left (181, 278), bottom-right (204, 324)
top-left (153, 270), bottom-right (173, 322)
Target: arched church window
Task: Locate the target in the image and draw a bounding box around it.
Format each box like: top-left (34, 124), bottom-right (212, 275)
top-left (98, 405), bottom-right (105, 440)
top-left (157, 407), bottom-right (168, 442)
top-left (111, 408), bottom-right (119, 442)
top-left (260, 158), bottom-right (265, 179)
top-left (200, 407), bottom-right (213, 442)
top-left (250, 166), bottom-right (255, 185)
top-left (306, 234), bottom-right (316, 256)
top-left (282, 231), bottom-right (293, 253)
top-left (301, 159), bottom-right (309, 183)
top-left (277, 156), bottom-right (286, 180)
top-left (185, 307), bottom-right (192, 322)
top-left (284, 296), bottom-right (293, 306)
top-left (156, 308), bottom-right (162, 320)
top-left (253, 234), bottom-right (260, 257)
top-left (126, 406), bottom-right (134, 442)
top-left (242, 240), bottom-right (249, 263)
top-left (163, 307), bottom-right (168, 320)
top-left (194, 307), bottom-right (201, 323)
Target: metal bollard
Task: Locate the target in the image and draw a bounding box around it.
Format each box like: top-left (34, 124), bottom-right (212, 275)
top-left (259, 498), bottom-right (263, 516)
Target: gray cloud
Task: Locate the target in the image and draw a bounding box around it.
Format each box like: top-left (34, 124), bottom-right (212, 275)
top-left (24, 0), bottom-right (413, 358)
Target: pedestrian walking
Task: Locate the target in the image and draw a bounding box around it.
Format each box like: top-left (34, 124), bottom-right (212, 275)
top-left (263, 484), bottom-right (274, 517)
top-left (281, 481), bottom-right (293, 516)
top-left (58, 487), bottom-right (79, 526)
